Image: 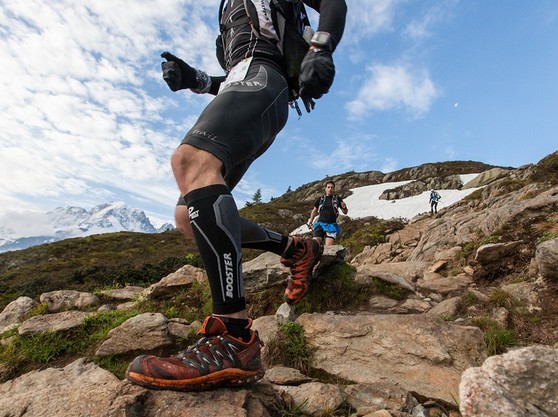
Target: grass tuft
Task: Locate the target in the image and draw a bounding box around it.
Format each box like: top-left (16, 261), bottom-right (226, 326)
top-left (267, 322), bottom-right (316, 374)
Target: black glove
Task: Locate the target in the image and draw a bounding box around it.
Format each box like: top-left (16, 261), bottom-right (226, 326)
top-left (298, 48), bottom-right (335, 112)
top-left (161, 52), bottom-right (197, 92)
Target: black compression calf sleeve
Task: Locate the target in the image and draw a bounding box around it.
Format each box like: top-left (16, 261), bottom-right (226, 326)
top-left (239, 218), bottom-right (289, 254)
top-left (185, 184), bottom-right (245, 314)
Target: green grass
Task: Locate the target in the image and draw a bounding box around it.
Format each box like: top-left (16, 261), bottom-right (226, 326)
top-left (267, 322), bottom-right (316, 374)
top-left (0, 230), bottom-right (199, 311)
top-left (462, 290), bottom-right (479, 306)
top-left (479, 235), bottom-right (499, 245)
top-left (485, 327), bottom-right (517, 356)
top-left (487, 288), bottom-right (517, 309)
top-left (470, 317), bottom-right (517, 355)
top-left (462, 188), bottom-right (484, 202)
top-left (281, 398), bottom-right (309, 417)
top-left (371, 277), bottom-right (406, 300)
top-left (0, 309), bottom-right (140, 382)
top-left (135, 282), bottom-right (212, 323)
top-left (293, 263), bottom-right (370, 314)
top-left (461, 242), bottom-right (475, 258)
top-left (538, 231), bottom-right (558, 243)
top-left (339, 218), bottom-right (406, 258)
top-left (529, 152), bottom-right (558, 184)
top-left (93, 355), bottom-right (131, 379)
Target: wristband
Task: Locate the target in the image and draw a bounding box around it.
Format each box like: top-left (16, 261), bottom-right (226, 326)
top-left (190, 69), bottom-right (212, 94)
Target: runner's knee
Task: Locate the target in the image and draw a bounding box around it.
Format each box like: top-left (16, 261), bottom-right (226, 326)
top-left (171, 145), bottom-right (224, 193)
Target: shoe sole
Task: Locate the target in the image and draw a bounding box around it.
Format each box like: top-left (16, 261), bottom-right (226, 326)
top-left (126, 367), bottom-right (264, 391)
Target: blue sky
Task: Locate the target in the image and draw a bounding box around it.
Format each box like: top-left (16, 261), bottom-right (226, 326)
top-left (1, 0), bottom-right (557, 230)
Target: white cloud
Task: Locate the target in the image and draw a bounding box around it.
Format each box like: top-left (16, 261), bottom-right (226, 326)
top-left (284, 133), bottom-right (379, 174)
top-left (0, 0), bottom-right (222, 224)
top-left (345, 0), bottom-right (407, 43)
top-left (346, 63), bottom-right (440, 120)
top-left (403, 1), bottom-right (459, 41)
top-left (381, 157), bottom-right (398, 173)
top-left (0, 210), bottom-right (54, 237)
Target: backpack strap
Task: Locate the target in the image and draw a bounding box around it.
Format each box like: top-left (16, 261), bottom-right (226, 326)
top-left (332, 195), bottom-right (339, 214)
top-left (318, 195), bottom-right (340, 216)
top-left (318, 195), bottom-right (326, 213)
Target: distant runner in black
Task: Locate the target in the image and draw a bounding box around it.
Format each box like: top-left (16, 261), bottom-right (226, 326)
top-left (308, 180), bottom-right (348, 246)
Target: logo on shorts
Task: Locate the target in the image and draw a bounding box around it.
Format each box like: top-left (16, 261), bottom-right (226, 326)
top-left (230, 80), bottom-right (263, 88)
top-left (190, 129), bottom-right (218, 142)
top-left (188, 206), bottom-right (199, 220)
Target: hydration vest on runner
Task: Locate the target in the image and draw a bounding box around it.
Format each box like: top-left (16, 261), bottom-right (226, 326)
top-left (218, 0), bottom-right (313, 101)
top-left (318, 194), bottom-right (340, 217)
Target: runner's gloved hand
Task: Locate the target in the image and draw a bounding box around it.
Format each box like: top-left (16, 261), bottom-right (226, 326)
top-left (298, 48), bottom-right (335, 112)
top-left (161, 52), bottom-right (197, 91)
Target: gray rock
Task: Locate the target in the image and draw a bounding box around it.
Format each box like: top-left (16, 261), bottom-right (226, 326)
top-left (0, 359), bottom-right (143, 417)
top-left (99, 285), bottom-right (145, 300)
top-left (276, 302), bottom-right (296, 324)
top-left (297, 313), bottom-right (487, 404)
top-left (462, 168), bottom-right (511, 188)
top-left (344, 382), bottom-right (413, 415)
top-left (368, 295), bottom-right (400, 311)
top-left (501, 281), bottom-right (539, 306)
top-left (0, 358), bottom-right (285, 417)
top-left (0, 296), bottom-right (38, 334)
top-left (357, 270), bottom-right (415, 292)
top-left (426, 296), bottom-right (462, 318)
top-left (143, 264), bottom-right (207, 299)
top-left (434, 246), bottom-right (463, 261)
top-left (265, 366), bottom-right (315, 385)
top-left (475, 241), bottom-right (522, 266)
top-left (392, 298), bottom-right (431, 314)
top-left (95, 312), bottom-right (171, 356)
top-left (242, 251), bottom-right (290, 290)
top-left (354, 262), bottom-right (429, 285)
top-left (252, 315), bottom-right (281, 369)
top-left (278, 382), bottom-right (344, 417)
top-left (535, 238), bottom-right (558, 280)
top-left (40, 290), bottom-right (100, 312)
top-left (417, 272), bottom-right (472, 296)
top-left (460, 345), bottom-right (558, 417)
top-left (18, 310), bottom-right (91, 336)
top-left (168, 319), bottom-right (201, 340)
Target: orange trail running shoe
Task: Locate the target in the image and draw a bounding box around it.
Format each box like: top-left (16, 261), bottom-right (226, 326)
top-left (280, 237), bottom-right (322, 304)
top-left (125, 315), bottom-right (264, 391)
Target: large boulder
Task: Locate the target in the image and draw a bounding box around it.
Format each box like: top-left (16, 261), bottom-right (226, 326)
top-left (0, 296), bottom-right (38, 334)
top-left (462, 168), bottom-right (511, 188)
top-left (0, 359), bottom-right (143, 416)
top-left (535, 238), bottom-right (558, 280)
top-left (297, 313), bottom-right (486, 404)
top-left (39, 290), bottom-right (100, 312)
top-left (459, 345), bottom-right (558, 417)
top-left (0, 359), bottom-right (285, 417)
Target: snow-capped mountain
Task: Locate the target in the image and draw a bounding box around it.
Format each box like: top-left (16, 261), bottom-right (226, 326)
top-left (0, 202), bottom-right (174, 253)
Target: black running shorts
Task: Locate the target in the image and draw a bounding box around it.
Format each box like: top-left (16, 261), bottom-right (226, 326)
top-left (177, 58), bottom-right (290, 206)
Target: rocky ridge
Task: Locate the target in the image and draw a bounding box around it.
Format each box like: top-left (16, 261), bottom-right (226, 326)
top-left (1, 155), bottom-right (558, 417)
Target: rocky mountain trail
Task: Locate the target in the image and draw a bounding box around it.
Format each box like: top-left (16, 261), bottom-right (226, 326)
top-left (1, 155), bottom-right (558, 416)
